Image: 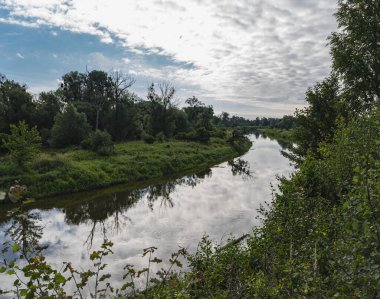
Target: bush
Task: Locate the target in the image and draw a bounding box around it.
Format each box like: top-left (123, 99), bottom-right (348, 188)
top-left (0, 132), bottom-right (9, 154)
top-left (210, 128), bottom-right (227, 139)
top-left (195, 127), bottom-right (211, 143)
top-left (50, 105), bottom-right (91, 148)
top-left (155, 131), bottom-right (166, 143)
top-left (175, 128), bottom-right (211, 143)
top-left (81, 130), bottom-right (114, 156)
top-left (39, 128), bottom-right (51, 146)
top-left (142, 132), bottom-right (155, 144)
top-left (2, 121), bottom-right (41, 168)
top-left (175, 130), bottom-right (196, 141)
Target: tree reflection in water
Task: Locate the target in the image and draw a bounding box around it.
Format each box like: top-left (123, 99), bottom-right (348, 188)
top-left (59, 168), bottom-right (213, 248)
top-left (146, 168), bottom-right (212, 210)
top-left (2, 161), bottom-right (251, 250)
top-left (4, 208), bottom-right (43, 254)
top-left (227, 158), bottom-right (252, 180)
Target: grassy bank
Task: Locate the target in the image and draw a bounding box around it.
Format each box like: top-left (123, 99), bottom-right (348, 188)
top-left (0, 137), bottom-right (251, 199)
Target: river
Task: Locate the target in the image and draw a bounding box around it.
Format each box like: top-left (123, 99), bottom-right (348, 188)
top-left (0, 134), bottom-right (293, 295)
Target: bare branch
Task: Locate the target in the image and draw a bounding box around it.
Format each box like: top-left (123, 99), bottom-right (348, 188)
top-left (110, 70), bottom-right (135, 101)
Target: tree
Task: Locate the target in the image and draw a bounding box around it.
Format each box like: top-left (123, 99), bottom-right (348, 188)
top-left (85, 70), bottom-right (113, 130)
top-left (171, 109), bottom-right (189, 135)
top-left (329, 0), bottom-right (380, 112)
top-left (146, 82), bottom-right (177, 136)
top-left (291, 76), bottom-right (342, 160)
top-left (220, 112), bottom-right (230, 126)
top-left (185, 96), bottom-right (204, 108)
top-left (184, 96), bottom-right (205, 124)
top-left (196, 106), bottom-right (214, 130)
top-left (110, 70), bottom-right (135, 102)
top-left (59, 70), bottom-right (130, 131)
top-left (59, 71), bottom-right (86, 103)
top-left (147, 82), bottom-right (176, 109)
top-left (105, 95), bottom-right (141, 141)
top-left (2, 121), bottom-right (41, 168)
top-left (33, 91), bottom-right (62, 130)
top-left (50, 105), bottom-right (91, 148)
top-left (0, 74), bottom-right (35, 134)
top-left (274, 115), bottom-right (295, 130)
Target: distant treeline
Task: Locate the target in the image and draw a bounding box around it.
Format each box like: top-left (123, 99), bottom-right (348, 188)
top-left (0, 71), bottom-right (291, 151)
top-left (219, 112), bottom-right (295, 129)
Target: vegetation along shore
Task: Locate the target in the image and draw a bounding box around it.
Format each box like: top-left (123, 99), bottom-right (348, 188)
top-left (0, 135), bottom-right (251, 200)
top-left (0, 71), bottom-right (262, 201)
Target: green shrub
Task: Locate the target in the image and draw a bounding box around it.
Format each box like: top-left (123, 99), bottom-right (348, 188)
top-left (2, 121), bottom-right (41, 168)
top-left (175, 128), bottom-right (211, 143)
top-left (0, 133), bottom-right (8, 154)
top-left (50, 105), bottom-right (91, 148)
top-left (39, 128), bottom-right (51, 146)
top-left (195, 127), bottom-right (211, 143)
top-left (210, 128), bottom-right (227, 139)
top-left (142, 132), bottom-right (155, 144)
top-left (81, 130), bottom-right (114, 156)
top-left (155, 131), bottom-right (166, 143)
top-left (175, 130), bottom-right (196, 141)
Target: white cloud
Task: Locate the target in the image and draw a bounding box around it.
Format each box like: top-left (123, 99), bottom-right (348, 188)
top-left (122, 57), bottom-right (131, 64)
top-left (0, 0), bottom-right (338, 116)
top-left (16, 52), bottom-right (24, 59)
top-left (87, 52), bottom-right (117, 70)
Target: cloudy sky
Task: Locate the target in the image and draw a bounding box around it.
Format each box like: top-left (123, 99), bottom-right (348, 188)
top-left (0, 0), bottom-right (337, 118)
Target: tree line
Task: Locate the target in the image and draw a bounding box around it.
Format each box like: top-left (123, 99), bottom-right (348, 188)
top-left (0, 70), bottom-right (292, 155)
top-left (0, 68), bottom-right (294, 163)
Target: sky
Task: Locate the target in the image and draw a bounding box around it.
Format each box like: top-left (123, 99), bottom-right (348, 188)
top-left (0, 0), bottom-right (338, 118)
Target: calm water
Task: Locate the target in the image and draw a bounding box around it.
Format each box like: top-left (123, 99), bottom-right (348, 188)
top-left (0, 134), bottom-right (293, 294)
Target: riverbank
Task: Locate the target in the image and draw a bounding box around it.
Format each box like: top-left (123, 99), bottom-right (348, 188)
top-left (258, 128), bottom-right (294, 143)
top-left (0, 137), bottom-right (251, 200)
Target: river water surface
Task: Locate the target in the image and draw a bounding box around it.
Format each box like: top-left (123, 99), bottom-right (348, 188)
top-left (0, 134), bottom-right (293, 294)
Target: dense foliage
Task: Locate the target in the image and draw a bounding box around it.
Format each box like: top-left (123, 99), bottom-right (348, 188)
top-left (81, 130), bottom-right (114, 156)
top-left (0, 68), bottom-right (291, 155)
top-left (0, 69), bottom-right (255, 200)
top-left (50, 105), bottom-right (91, 148)
top-left (1, 0), bottom-right (379, 297)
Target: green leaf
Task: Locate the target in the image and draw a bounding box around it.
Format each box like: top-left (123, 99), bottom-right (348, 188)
top-left (90, 251), bottom-right (100, 260)
top-left (54, 273), bottom-right (66, 284)
top-left (12, 244), bottom-right (21, 253)
top-left (137, 268), bottom-right (149, 278)
top-left (25, 290), bottom-right (35, 299)
top-left (121, 282), bottom-right (134, 291)
top-left (0, 266), bottom-right (6, 273)
top-left (99, 274), bottom-right (111, 282)
top-left (20, 289), bottom-right (28, 297)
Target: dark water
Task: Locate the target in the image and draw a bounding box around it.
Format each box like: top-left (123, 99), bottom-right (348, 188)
top-left (0, 134), bottom-right (293, 293)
